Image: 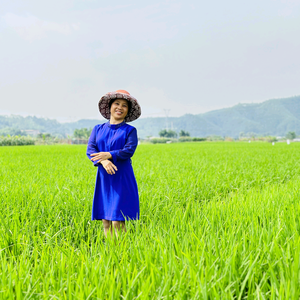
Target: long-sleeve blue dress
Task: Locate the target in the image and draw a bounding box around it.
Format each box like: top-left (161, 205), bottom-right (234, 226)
top-left (86, 121), bottom-right (139, 221)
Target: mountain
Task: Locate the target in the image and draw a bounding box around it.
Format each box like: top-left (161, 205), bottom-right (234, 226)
top-left (1, 95), bottom-right (300, 138)
top-left (132, 95), bottom-right (300, 138)
top-left (0, 115), bottom-right (103, 138)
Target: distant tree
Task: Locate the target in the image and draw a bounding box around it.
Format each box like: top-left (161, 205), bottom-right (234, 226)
top-left (167, 130), bottom-right (177, 138)
top-left (37, 133), bottom-right (51, 139)
top-left (73, 128), bottom-right (92, 139)
top-left (179, 130), bottom-right (190, 137)
top-left (159, 129), bottom-right (168, 137)
top-left (192, 137), bottom-right (206, 142)
top-left (286, 131), bottom-right (296, 140)
top-left (206, 135), bottom-right (224, 141)
top-left (0, 128), bottom-right (25, 136)
top-left (159, 129), bottom-right (177, 138)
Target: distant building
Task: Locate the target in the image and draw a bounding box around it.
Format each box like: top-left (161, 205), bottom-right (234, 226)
top-left (22, 130), bottom-right (40, 136)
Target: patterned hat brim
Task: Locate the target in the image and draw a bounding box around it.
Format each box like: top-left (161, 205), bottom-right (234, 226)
top-left (98, 92), bottom-right (142, 122)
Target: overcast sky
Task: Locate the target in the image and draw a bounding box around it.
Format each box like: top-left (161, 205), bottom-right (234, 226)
top-left (1, 0), bottom-right (300, 121)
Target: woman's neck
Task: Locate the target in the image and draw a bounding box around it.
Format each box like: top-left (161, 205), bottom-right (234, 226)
top-left (110, 117), bottom-right (125, 125)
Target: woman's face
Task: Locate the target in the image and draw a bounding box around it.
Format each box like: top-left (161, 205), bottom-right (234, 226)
top-left (110, 99), bottom-right (129, 122)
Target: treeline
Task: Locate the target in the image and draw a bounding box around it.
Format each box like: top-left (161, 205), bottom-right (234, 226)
top-left (158, 129), bottom-right (190, 138)
top-left (0, 134), bottom-right (64, 146)
top-left (239, 131), bottom-right (297, 140)
top-left (1, 131), bottom-right (299, 146)
top-left (148, 137), bottom-right (206, 144)
top-left (149, 129), bottom-right (206, 143)
top-left (0, 128), bottom-right (94, 146)
top-left (73, 128), bottom-right (92, 139)
top-left (0, 136), bottom-right (35, 146)
top-left (0, 115), bottom-right (101, 138)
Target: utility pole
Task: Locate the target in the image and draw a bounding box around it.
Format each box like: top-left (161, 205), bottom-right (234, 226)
top-left (171, 123), bottom-right (179, 139)
top-left (163, 109), bottom-right (170, 131)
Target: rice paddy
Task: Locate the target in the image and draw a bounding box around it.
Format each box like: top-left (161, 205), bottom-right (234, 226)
top-left (1, 142), bottom-right (300, 299)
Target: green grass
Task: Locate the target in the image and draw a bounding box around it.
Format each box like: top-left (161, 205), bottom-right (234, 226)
top-left (1, 142), bottom-right (300, 299)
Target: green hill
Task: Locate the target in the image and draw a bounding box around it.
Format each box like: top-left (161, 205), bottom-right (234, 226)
top-left (0, 115), bottom-right (104, 138)
top-left (1, 95), bottom-right (300, 138)
top-left (133, 95), bottom-right (300, 138)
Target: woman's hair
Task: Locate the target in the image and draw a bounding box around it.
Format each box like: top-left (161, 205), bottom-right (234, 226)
top-left (109, 99), bottom-right (132, 115)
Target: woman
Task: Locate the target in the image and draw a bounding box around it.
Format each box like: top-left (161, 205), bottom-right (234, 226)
top-left (86, 90), bottom-right (141, 238)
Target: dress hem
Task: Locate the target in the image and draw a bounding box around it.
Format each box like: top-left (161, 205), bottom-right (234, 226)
top-left (92, 216), bottom-right (139, 221)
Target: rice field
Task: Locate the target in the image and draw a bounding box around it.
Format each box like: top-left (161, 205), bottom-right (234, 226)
top-left (1, 142), bottom-right (300, 299)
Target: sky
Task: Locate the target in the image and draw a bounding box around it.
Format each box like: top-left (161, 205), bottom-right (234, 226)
top-left (1, 0), bottom-right (300, 121)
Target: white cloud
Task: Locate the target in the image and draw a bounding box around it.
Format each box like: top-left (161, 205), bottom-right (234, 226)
top-left (1, 13), bottom-right (79, 41)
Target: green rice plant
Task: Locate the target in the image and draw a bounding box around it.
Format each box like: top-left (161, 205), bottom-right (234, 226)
top-left (0, 142), bottom-right (300, 299)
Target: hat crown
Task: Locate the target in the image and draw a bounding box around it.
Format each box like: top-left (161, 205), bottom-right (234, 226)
top-left (115, 89), bottom-right (130, 95)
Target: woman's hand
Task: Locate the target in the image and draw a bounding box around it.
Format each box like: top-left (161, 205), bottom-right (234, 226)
top-left (101, 160), bottom-right (118, 175)
top-left (91, 152), bottom-right (112, 162)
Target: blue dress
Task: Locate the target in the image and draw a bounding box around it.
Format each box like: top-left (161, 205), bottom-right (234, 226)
top-left (86, 121), bottom-right (139, 221)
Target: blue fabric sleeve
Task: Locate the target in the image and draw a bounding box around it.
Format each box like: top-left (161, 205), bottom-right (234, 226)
top-left (86, 126), bottom-right (100, 166)
top-left (109, 128), bottom-right (138, 163)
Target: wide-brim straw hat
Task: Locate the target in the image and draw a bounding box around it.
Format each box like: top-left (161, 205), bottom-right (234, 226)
top-left (98, 90), bottom-right (141, 122)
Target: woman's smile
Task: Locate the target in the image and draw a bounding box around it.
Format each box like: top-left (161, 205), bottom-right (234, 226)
top-left (115, 109), bottom-right (124, 115)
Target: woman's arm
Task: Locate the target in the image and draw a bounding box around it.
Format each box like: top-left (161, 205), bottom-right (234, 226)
top-left (86, 126), bottom-right (101, 166)
top-left (91, 151), bottom-right (112, 162)
top-left (109, 128), bottom-right (138, 163)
